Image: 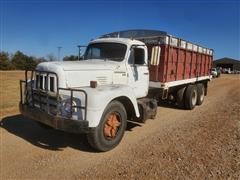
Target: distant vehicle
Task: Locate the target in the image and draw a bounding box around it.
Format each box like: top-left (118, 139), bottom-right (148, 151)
top-left (216, 67), bottom-right (221, 77)
top-left (233, 70), bottom-right (240, 74)
top-left (222, 68), bottom-right (231, 74)
top-left (211, 68), bottom-right (218, 78)
top-left (19, 29), bottom-right (213, 151)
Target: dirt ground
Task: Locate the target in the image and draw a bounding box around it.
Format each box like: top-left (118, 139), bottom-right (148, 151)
top-left (0, 72), bottom-right (239, 179)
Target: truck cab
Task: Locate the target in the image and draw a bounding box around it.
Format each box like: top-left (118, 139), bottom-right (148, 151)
top-left (20, 37), bottom-right (155, 151)
top-left (83, 38), bottom-right (149, 97)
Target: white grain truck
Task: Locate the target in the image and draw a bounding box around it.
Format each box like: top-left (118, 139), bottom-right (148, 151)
top-left (20, 30), bottom-right (213, 151)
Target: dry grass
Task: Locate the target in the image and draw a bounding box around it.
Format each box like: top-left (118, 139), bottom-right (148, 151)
top-left (0, 71), bottom-right (25, 118)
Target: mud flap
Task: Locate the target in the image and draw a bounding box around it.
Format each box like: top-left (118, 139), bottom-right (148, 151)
top-left (136, 98), bottom-right (158, 123)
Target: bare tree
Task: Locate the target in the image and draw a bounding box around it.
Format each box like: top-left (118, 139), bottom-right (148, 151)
top-left (63, 55), bottom-right (79, 61)
top-left (46, 54), bottom-right (57, 61)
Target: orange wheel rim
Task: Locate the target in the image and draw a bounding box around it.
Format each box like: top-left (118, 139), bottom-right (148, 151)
top-left (104, 112), bottom-right (121, 139)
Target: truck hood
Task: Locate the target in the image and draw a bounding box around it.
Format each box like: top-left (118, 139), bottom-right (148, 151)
top-left (36, 59), bottom-right (121, 88)
top-left (37, 59), bottom-right (119, 71)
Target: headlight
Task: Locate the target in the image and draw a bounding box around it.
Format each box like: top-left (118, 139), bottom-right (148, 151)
top-left (61, 98), bottom-right (77, 118)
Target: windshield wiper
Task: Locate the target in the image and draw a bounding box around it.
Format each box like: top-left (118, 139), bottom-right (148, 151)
top-left (103, 57), bottom-right (122, 62)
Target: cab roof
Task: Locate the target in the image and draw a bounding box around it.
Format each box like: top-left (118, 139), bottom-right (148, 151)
top-left (90, 37), bottom-right (145, 46)
top-left (100, 29), bottom-right (168, 39)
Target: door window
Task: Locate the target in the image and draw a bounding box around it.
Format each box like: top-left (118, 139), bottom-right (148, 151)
top-left (129, 48), bottom-right (145, 65)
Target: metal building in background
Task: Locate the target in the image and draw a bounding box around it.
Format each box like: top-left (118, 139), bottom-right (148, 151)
top-left (213, 57), bottom-right (240, 72)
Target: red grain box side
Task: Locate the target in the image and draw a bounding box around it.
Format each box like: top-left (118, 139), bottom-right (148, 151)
top-left (148, 41), bottom-right (213, 83)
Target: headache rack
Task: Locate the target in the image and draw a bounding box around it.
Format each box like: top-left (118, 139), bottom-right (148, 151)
top-left (20, 70), bottom-right (87, 120)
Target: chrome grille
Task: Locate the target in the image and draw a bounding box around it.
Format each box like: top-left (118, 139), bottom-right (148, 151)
top-left (35, 74), bottom-right (56, 92)
top-left (20, 70), bottom-right (88, 121)
top-left (33, 72), bottom-right (58, 114)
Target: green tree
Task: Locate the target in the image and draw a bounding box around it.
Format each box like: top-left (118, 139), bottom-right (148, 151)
top-left (25, 56), bottom-right (37, 70)
top-left (12, 51), bottom-right (37, 70)
top-left (12, 51), bottom-right (27, 70)
top-left (0, 52), bottom-right (14, 70)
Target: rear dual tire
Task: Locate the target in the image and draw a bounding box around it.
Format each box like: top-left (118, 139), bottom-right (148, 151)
top-left (176, 83), bottom-right (205, 110)
top-left (196, 83), bottom-right (205, 105)
top-left (185, 85), bottom-right (198, 110)
top-left (176, 87), bottom-right (186, 109)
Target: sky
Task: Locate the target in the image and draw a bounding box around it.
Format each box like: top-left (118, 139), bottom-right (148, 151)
top-left (0, 0), bottom-right (239, 60)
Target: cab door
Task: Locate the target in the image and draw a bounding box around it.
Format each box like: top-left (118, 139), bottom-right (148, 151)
top-left (127, 46), bottom-right (149, 98)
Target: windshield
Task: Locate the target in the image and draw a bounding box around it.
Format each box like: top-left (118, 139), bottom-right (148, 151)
top-left (84, 43), bottom-right (127, 61)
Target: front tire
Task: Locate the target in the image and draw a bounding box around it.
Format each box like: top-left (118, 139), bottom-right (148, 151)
top-left (87, 101), bottom-right (127, 152)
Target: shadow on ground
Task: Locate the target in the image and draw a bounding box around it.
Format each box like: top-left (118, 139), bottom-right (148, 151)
top-left (0, 114), bottom-right (140, 152)
top-left (158, 100), bottom-right (182, 110)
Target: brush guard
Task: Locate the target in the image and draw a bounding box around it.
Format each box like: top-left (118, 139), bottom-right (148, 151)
top-left (19, 70), bottom-right (89, 133)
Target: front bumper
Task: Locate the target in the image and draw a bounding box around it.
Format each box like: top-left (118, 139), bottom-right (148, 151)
top-left (20, 103), bottom-right (89, 134)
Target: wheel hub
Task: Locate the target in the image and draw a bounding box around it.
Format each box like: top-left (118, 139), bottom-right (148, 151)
top-left (104, 113), bottom-right (121, 138)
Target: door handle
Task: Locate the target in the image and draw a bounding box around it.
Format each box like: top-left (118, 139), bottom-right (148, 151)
top-left (143, 73), bottom-right (149, 75)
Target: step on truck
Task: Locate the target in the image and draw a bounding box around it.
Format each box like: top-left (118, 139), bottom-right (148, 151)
top-left (20, 30), bottom-right (213, 151)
